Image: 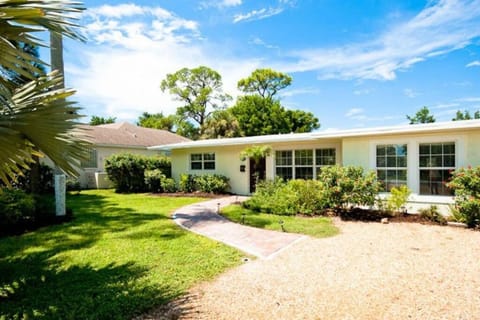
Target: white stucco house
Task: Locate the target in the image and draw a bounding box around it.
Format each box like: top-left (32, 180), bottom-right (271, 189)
top-left (150, 119), bottom-right (480, 213)
top-left (76, 122), bottom-right (190, 188)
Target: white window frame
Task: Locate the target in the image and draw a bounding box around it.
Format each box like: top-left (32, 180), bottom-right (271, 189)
top-left (375, 144), bottom-right (408, 191)
top-left (274, 148), bottom-right (337, 180)
top-left (190, 153), bottom-right (216, 170)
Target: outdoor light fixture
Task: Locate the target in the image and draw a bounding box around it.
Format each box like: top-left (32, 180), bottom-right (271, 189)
top-left (241, 213), bottom-right (246, 224)
top-left (279, 220), bottom-right (285, 232)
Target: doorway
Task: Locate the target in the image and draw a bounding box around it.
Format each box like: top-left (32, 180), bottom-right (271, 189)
top-left (249, 157), bottom-right (266, 193)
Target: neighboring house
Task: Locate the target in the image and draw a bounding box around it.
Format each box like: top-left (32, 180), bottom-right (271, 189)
top-left (77, 122), bottom-right (189, 188)
top-left (149, 119), bottom-right (480, 214)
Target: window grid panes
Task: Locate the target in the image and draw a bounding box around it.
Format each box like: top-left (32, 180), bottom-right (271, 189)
top-left (376, 144), bottom-right (407, 191)
top-left (275, 148), bottom-right (336, 181)
top-left (81, 149), bottom-right (97, 168)
top-left (190, 153), bottom-right (215, 170)
top-left (419, 143), bottom-right (455, 195)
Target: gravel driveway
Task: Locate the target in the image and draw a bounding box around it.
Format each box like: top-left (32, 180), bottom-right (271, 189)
top-left (144, 219), bottom-right (480, 320)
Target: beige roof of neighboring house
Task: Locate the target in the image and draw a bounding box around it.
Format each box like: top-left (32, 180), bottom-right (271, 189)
top-left (80, 122), bottom-right (190, 147)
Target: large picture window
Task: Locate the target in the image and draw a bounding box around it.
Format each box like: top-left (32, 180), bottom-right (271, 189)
top-left (190, 153), bottom-right (215, 170)
top-left (81, 149), bottom-right (97, 168)
top-left (275, 148), bottom-right (336, 181)
top-left (419, 142), bottom-right (455, 195)
top-left (376, 144), bottom-right (407, 191)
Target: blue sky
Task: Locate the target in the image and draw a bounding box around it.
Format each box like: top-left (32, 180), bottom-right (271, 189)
top-left (54, 0), bottom-right (480, 130)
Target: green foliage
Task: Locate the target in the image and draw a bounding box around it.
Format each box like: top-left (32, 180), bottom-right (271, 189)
top-left (6, 163), bottom-right (54, 194)
top-left (0, 190), bottom-right (242, 319)
top-left (406, 106), bottom-right (435, 124)
top-left (240, 145), bottom-right (272, 164)
top-left (194, 174), bottom-right (230, 194)
top-left (221, 204), bottom-right (339, 238)
top-left (178, 174), bottom-right (230, 194)
top-left (0, 188), bottom-right (35, 233)
top-left (237, 68), bottom-right (292, 99)
top-left (144, 169), bottom-right (166, 193)
top-left (230, 95), bottom-right (320, 136)
top-left (160, 66), bottom-right (231, 137)
top-left (418, 205), bottom-right (446, 224)
top-left (105, 153), bottom-right (171, 193)
top-left (452, 110), bottom-right (480, 121)
top-left (387, 185), bottom-right (412, 213)
top-left (179, 174), bottom-right (196, 193)
top-left (89, 115), bottom-right (116, 126)
top-left (200, 109), bottom-right (244, 139)
top-left (447, 166), bottom-right (480, 228)
top-left (318, 165), bottom-right (381, 210)
top-left (137, 112), bottom-right (176, 131)
top-left (161, 178), bottom-right (177, 193)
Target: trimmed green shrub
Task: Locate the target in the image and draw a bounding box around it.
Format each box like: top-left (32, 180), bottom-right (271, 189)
top-left (387, 185), bottom-right (411, 214)
top-left (179, 174), bottom-right (196, 193)
top-left (447, 166), bottom-right (480, 228)
top-left (105, 153), bottom-right (171, 193)
top-left (318, 165), bottom-right (381, 210)
top-left (194, 174), bottom-right (230, 194)
top-left (144, 169), bottom-right (165, 193)
top-left (161, 178), bottom-right (177, 193)
top-left (419, 205), bottom-right (446, 224)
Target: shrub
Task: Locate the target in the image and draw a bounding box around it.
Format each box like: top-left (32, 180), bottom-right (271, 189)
top-left (285, 179), bottom-right (324, 215)
top-left (6, 164), bottom-right (54, 194)
top-left (418, 205), bottom-right (446, 224)
top-left (447, 166), bottom-right (480, 228)
top-left (194, 174), bottom-right (230, 194)
top-left (0, 188), bottom-right (35, 234)
top-left (144, 169), bottom-right (165, 193)
top-left (161, 178), bottom-right (177, 193)
top-left (179, 174), bottom-right (196, 193)
top-left (387, 185), bottom-right (411, 214)
top-left (105, 153), bottom-right (171, 193)
top-left (318, 165), bottom-right (381, 210)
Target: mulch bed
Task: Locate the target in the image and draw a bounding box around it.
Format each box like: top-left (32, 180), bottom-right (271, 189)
top-left (338, 207), bottom-right (443, 225)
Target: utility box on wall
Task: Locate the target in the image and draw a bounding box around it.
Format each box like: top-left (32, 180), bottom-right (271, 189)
top-left (95, 172), bottom-right (114, 189)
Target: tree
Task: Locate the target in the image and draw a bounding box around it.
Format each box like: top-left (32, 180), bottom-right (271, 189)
top-left (137, 112), bottom-right (175, 131)
top-left (230, 95), bottom-right (320, 136)
top-left (406, 106), bottom-right (435, 124)
top-left (237, 68), bottom-right (292, 99)
top-left (200, 109), bottom-right (243, 139)
top-left (89, 115), bottom-right (116, 126)
top-left (0, 0), bottom-right (89, 185)
top-left (452, 110), bottom-right (480, 121)
top-left (160, 66), bottom-right (231, 137)
top-left (240, 145), bottom-right (272, 191)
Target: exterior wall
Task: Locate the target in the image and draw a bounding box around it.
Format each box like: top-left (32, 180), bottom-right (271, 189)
top-left (172, 145), bottom-right (250, 195)
top-left (342, 129), bottom-right (480, 214)
top-left (79, 146), bottom-right (161, 189)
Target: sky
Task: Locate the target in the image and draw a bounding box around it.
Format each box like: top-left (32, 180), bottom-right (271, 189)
top-left (50, 0), bottom-right (480, 131)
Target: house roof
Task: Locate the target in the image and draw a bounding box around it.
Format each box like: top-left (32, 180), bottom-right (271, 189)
top-left (81, 122), bottom-right (190, 148)
top-left (148, 119), bottom-right (480, 151)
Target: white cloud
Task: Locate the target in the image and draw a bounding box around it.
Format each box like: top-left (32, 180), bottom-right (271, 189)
top-left (456, 96), bottom-right (480, 102)
top-left (466, 60), bottom-right (480, 67)
top-left (353, 88), bottom-right (372, 95)
top-left (279, 0), bottom-right (480, 80)
top-left (200, 0), bottom-right (242, 9)
top-left (250, 37), bottom-right (279, 49)
top-left (68, 4), bottom-right (260, 122)
top-left (403, 88), bottom-right (419, 98)
top-left (345, 108), bottom-right (364, 118)
top-left (233, 7), bottom-right (284, 23)
top-left (279, 87), bottom-right (320, 98)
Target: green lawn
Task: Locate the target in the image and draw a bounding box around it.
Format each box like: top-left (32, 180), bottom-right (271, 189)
top-left (0, 190), bottom-right (243, 320)
top-left (221, 205), bottom-right (339, 238)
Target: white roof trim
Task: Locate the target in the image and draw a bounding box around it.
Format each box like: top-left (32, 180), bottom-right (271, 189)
top-left (149, 119), bottom-right (480, 151)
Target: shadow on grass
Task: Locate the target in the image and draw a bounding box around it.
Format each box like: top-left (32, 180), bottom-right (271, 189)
top-left (0, 192), bottom-right (190, 319)
top-left (0, 257), bottom-right (177, 319)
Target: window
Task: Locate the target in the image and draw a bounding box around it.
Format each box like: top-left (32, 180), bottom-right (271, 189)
top-left (81, 149), bottom-right (97, 168)
top-left (376, 144), bottom-right (407, 191)
top-left (419, 142), bottom-right (455, 195)
top-left (275, 151), bottom-right (293, 180)
top-left (190, 153), bottom-right (215, 170)
top-left (275, 148), bottom-right (336, 180)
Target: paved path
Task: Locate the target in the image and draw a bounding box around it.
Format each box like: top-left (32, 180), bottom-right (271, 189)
top-left (172, 196), bottom-right (305, 259)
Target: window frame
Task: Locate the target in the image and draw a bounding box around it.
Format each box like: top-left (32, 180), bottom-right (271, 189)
top-left (274, 148), bottom-right (336, 181)
top-left (81, 148), bottom-right (98, 168)
top-left (418, 142), bottom-right (455, 196)
top-left (375, 144), bottom-right (408, 192)
top-left (190, 153), bottom-right (216, 171)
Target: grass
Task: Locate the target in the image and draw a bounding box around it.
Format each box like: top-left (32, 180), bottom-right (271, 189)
top-left (0, 190), bottom-right (243, 320)
top-left (221, 205), bottom-right (339, 238)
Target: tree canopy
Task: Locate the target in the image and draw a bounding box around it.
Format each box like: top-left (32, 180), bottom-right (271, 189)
top-left (452, 110), bottom-right (480, 121)
top-left (200, 109), bottom-right (243, 139)
top-left (137, 112), bottom-right (175, 131)
top-left (406, 106), bottom-right (435, 124)
top-left (160, 66), bottom-right (231, 137)
top-left (0, 0), bottom-right (89, 185)
top-left (89, 115), bottom-right (116, 126)
top-left (237, 68), bottom-right (292, 99)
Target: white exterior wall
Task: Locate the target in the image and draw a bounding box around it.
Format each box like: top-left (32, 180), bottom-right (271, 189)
top-left (79, 146), bottom-right (161, 189)
top-left (172, 146), bottom-right (250, 195)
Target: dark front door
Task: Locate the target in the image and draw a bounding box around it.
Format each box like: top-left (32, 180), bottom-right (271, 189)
top-left (249, 157), bottom-right (266, 193)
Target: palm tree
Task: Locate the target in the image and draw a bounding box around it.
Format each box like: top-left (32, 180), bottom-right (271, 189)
top-left (240, 145), bottom-right (272, 192)
top-left (0, 0), bottom-right (89, 185)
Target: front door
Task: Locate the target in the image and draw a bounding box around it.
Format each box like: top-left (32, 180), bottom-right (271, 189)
top-left (249, 157), bottom-right (266, 193)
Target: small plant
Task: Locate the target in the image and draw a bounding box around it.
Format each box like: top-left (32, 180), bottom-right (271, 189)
top-left (418, 205), bottom-right (446, 224)
top-left (161, 178), bottom-right (177, 193)
top-left (179, 174), bottom-right (196, 193)
top-left (387, 185), bottom-right (411, 215)
top-left (144, 169), bottom-right (165, 193)
top-left (194, 174), bottom-right (230, 194)
top-left (447, 166), bottom-right (480, 228)
top-left (0, 188), bottom-right (35, 234)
